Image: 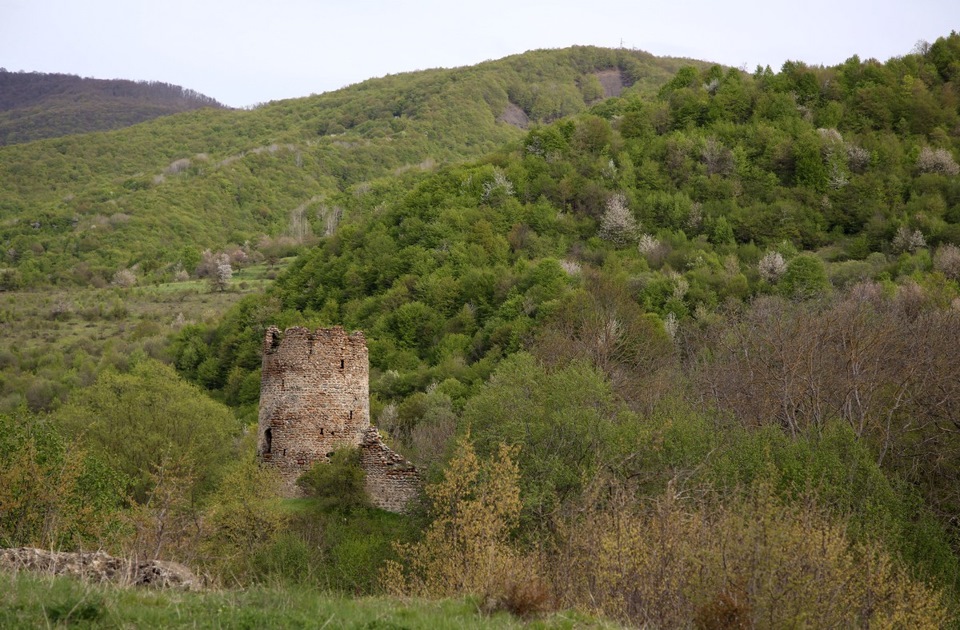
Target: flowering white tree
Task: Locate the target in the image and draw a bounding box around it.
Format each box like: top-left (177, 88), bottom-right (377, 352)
top-left (758, 251), bottom-right (787, 283)
top-left (599, 193), bottom-right (639, 247)
top-left (934, 244), bottom-right (960, 280)
top-left (663, 312), bottom-right (678, 340)
top-left (846, 143), bottom-right (870, 172)
top-left (917, 147), bottom-right (960, 176)
top-left (112, 268), bottom-right (137, 288)
top-left (637, 233), bottom-right (661, 256)
top-left (560, 259), bottom-right (582, 276)
top-left (481, 168), bottom-right (514, 204)
top-left (172, 262), bottom-right (190, 282)
top-left (701, 137), bottom-right (733, 176)
top-left (892, 226), bottom-right (926, 254)
top-left (210, 254), bottom-right (232, 292)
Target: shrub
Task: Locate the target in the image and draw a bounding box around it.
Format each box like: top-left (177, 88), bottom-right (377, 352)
top-left (0, 412), bottom-right (126, 550)
top-left (779, 254), bottom-right (830, 299)
top-left (200, 454), bottom-right (287, 585)
top-left (463, 352), bottom-right (644, 523)
top-left (551, 483), bottom-right (948, 628)
top-left (123, 452), bottom-right (201, 564)
top-left (296, 447), bottom-right (368, 512)
top-left (382, 438), bottom-right (537, 607)
top-left (249, 533), bottom-right (316, 586)
top-left (485, 574), bottom-right (552, 619)
top-left (53, 359), bottom-right (238, 501)
top-left (637, 233), bottom-right (670, 267)
top-left (481, 168), bottom-right (514, 205)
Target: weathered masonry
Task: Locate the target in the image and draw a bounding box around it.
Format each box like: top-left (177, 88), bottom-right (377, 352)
top-left (257, 326), bottom-right (419, 512)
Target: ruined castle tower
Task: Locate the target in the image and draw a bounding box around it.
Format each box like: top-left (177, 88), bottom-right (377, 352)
top-left (257, 326), bottom-right (418, 512)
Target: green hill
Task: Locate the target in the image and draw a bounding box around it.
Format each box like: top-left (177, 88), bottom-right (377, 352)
top-left (0, 47), bottom-right (704, 288)
top-left (195, 33), bottom-right (960, 423)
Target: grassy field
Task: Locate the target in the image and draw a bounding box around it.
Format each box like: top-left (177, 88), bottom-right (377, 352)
top-left (0, 259), bottom-right (289, 413)
top-left (0, 572), bottom-right (613, 629)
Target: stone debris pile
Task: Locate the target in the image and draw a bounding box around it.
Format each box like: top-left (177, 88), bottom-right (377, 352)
top-left (0, 547), bottom-right (199, 590)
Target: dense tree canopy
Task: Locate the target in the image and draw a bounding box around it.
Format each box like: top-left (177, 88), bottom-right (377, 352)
top-left (53, 359), bottom-right (239, 501)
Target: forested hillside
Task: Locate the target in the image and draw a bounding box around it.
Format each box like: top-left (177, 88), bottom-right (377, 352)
top-left (3, 33), bottom-right (960, 628)
top-left (0, 70), bottom-right (225, 145)
top-left (178, 32), bottom-right (960, 625)
top-left (0, 47), bottom-right (702, 289)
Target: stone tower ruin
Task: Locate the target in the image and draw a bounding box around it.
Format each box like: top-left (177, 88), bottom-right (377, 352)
top-left (257, 326), bottom-right (418, 512)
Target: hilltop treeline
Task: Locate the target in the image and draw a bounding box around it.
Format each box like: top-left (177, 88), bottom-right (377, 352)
top-left (0, 70), bottom-right (225, 145)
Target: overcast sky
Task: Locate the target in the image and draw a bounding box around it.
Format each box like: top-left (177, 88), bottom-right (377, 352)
top-left (2, 0), bottom-right (957, 108)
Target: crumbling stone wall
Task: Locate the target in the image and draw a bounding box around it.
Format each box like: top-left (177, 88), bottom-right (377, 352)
top-left (257, 326), bottom-right (418, 512)
top-left (361, 427), bottom-right (420, 513)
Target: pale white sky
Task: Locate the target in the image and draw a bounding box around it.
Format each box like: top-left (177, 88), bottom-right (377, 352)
top-left (1, 0), bottom-right (957, 108)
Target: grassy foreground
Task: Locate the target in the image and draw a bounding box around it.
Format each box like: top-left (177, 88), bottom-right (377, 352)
top-left (0, 572), bottom-right (612, 629)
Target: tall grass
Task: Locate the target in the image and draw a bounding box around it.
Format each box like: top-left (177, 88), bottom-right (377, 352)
top-left (0, 571), bottom-right (607, 629)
